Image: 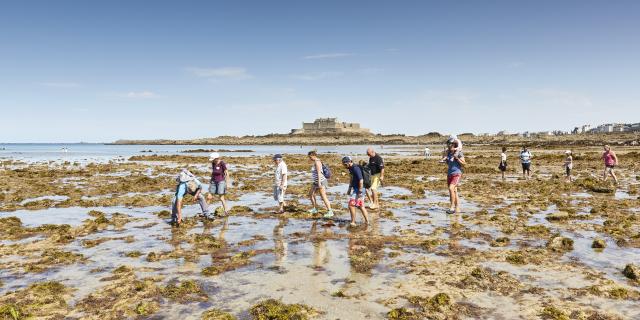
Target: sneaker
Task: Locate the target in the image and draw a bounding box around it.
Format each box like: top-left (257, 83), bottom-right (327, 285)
top-left (323, 210), bottom-right (334, 218)
top-left (309, 208), bottom-right (319, 214)
top-left (349, 222), bottom-right (357, 228)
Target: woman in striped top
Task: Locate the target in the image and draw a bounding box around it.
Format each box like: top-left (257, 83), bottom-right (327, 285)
top-left (308, 151), bottom-right (334, 218)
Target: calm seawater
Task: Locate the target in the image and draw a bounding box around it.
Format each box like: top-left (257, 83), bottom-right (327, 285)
top-left (0, 143), bottom-right (424, 163)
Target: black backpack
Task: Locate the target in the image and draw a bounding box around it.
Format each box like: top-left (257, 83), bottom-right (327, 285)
top-left (358, 164), bottom-right (373, 189)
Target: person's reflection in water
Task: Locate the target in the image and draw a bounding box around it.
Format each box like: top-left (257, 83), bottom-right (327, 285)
top-left (448, 212), bottom-right (463, 252)
top-left (345, 219), bottom-right (383, 292)
top-left (310, 221), bottom-right (332, 270)
top-left (273, 217), bottom-right (288, 266)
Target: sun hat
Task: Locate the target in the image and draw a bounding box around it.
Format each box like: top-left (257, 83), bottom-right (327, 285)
top-left (209, 152), bottom-right (220, 161)
top-left (273, 154), bottom-right (283, 160)
top-left (341, 156), bottom-right (352, 164)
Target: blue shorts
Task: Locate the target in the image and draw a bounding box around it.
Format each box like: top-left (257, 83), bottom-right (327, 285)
top-left (209, 181), bottom-right (226, 195)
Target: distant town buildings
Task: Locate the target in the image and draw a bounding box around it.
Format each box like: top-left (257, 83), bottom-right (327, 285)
top-left (572, 122), bottom-right (640, 134)
top-left (291, 118), bottom-right (371, 135)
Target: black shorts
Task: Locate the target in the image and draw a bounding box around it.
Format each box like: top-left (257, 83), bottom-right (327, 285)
top-left (565, 167), bottom-right (571, 176)
top-left (522, 163), bottom-right (531, 171)
top-left (606, 165), bottom-right (615, 169)
top-left (499, 163), bottom-right (507, 172)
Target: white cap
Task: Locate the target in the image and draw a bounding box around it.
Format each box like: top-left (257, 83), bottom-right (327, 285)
top-left (565, 150), bottom-right (571, 154)
top-left (208, 152), bottom-right (220, 161)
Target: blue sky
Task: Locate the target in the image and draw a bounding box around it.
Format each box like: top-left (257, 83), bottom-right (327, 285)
top-left (1, 0), bottom-right (639, 142)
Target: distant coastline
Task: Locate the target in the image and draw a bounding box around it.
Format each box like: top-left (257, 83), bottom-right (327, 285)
top-left (109, 132), bottom-right (640, 147)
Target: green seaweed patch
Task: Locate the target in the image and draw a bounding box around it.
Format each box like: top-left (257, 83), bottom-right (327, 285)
top-left (135, 301), bottom-right (159, 316)
top-left (249, 299), bottom-right (318, 320)
top-left (125, 251), bottom-right (143, 258)
top-left (490, 237), bottom-right (510, 247)
top-left (387, 307), bottom-right (418, 319)
top-left (161, 280), bottom-right (208, 303)
top-left (540, 305), bottom-right (569, 320)
top-left (506, 252), bottom-right (527, 265)
top-left (201, 308), bottom-right (237, 320)
top-left (0, 281), bottom-right (72, 320)
top-left (23, 250), bottom-right (84, 273)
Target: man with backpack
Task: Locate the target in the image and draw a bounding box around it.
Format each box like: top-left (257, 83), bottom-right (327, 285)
top-left (171, 168), bottom-right (212, 227)
top-left (342, 156), bottom-right (370, 227)
top-left (307, 151), bottom-right (334, 218)
top-left (366, 147), bottom-right (384, 209)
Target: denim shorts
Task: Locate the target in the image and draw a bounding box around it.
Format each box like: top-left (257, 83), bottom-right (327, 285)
top-left (209, 181), bottom-right (226, 195)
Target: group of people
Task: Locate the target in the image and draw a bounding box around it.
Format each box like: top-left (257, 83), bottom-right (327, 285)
top-left (170, 148), bottom-right (386, 228)
top-left (170, 138), bottom-right (622, 228)
top-left (498, 145), bottom-right (619, 183)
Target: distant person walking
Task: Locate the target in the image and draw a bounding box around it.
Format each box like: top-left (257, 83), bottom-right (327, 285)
top-left (519, 146), bottom-right (533, 180)
top-left (307, 151), bottom-right (334, 218)
top-left (366, 147), bottom-right (385, 209)
top-left (273, 154), bottom-right (288, 213)
top-left (171, 169), bottom-right (212, 227)
top-left (424, 146), bottom-right (431, 159)
top-left (499, 147), bottom-right (508, 180)
top-left (602, 145), bottom-right (619, 184)
top-left (444, 142), bottom-right (465, 214)
top-left (564, 150), bottom-right (573, 182)
top-left (207, 152), bottom-right (230, 216)
top-left (342, 156), bottom-right (370, 227)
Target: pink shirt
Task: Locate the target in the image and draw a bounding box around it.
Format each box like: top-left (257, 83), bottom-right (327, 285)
top-left (603, 151), bottom-right (615, 166)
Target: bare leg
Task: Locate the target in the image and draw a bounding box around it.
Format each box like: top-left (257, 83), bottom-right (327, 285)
top-left (360, 207), bottom-right (370, 224)
top-left (309, 188), bottom-right (317, 209)
top-left (610, 169), bottom-right (618, 184)
top-left (603, 168), bottom-right (608, 181)
top-left (349, 204), bottom-right (356, 225)
top-left (453, 186), bottom-right (461, 212)
top-left (318, 187), bottom-right (331, 211)
top-left (371, 190), bottom-right (379, 208)
top-left (448, 184), bottom-right (456, 211)
top-left (220, 195), bottom-right (228, 213)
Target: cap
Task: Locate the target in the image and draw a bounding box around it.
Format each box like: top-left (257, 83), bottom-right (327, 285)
top-left (341, 156), bottom-right (352, 164)
top-left (273, 154), bottom-right (283, 160)
top-left (208, 152), bottom-right (220, 161)
top-left (565, 150), bottom-right (571, 154)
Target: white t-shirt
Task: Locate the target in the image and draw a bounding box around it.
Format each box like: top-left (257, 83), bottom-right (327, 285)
top-left (501, 152), bottom-right (507, 162)
top-left (520, 151), bottom-right (532, 164)
top-left (275, 161), bottom-right (288, 187)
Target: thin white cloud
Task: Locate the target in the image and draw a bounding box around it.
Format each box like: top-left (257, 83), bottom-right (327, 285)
top-left (302, 53), bottom-right (354, 60)
top-left (121, 91), bottom-right (160, 99)
top-left (291, 71), bottom-right (343, 81)
top-left (40, 82), bottom-right (80, 88)
top-left (186, 67), bottom-right (253, 80)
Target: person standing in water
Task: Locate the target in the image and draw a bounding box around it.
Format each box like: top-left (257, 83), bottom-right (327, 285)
top-left (519, 146), bottom-right (533, 180)
top-left (499, 147), bottom-right (508, 180)
top-left (342, 156), bottom-right (370, 227)
top-left (444, 142), bottom-right (465, 214)
top-left (307, 151), bottom-right (334, 218)
top-left (564, 150), bottom-right (573, 182)
top-left (602, 145), bottom-right (619, 184)
top-left (273, 154), bottom-right (288, 213)
top-left (207, 152), bottom-right (230, 216)
top-left (366, 147), bottom-right (385, 210)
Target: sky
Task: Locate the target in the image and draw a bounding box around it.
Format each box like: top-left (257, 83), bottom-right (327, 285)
top-left (1, 0), bottom-right (639, 142)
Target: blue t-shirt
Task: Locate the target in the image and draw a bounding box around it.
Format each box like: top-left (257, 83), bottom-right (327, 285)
top-left (349, 165), bottom-right (364, 188)
top-left (447, 151), bottom-right (464, 176)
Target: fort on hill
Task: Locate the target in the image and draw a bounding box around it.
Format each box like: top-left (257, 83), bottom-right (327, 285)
top-left (290, 118), bottom-right (371, 135)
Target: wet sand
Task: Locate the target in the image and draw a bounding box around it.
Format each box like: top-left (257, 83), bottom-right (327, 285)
top-left (0, 145), bottom-right (639, 319)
